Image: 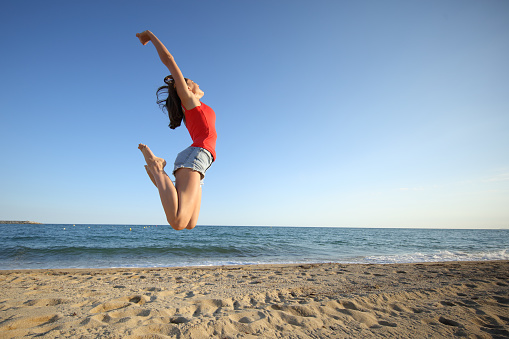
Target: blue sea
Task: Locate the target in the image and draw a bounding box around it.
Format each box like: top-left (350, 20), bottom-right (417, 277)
top-left (1, 224), bottom-right (508, 270)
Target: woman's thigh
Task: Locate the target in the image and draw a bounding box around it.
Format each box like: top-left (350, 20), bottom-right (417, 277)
top-left (174, 168), bottom-right (202, 225)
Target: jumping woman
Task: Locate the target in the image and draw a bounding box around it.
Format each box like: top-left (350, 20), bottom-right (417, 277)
top-left (136, 30), bottom-right (217, 230)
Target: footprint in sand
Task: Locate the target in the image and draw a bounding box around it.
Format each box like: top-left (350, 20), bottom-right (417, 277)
top-left (389, 303), bottom-right (413, 313)
top-left (169, 316), bottom-right (191, 324)
top-left (438, 316), bottom-right (461, 327)
top-left (23, 298), bottom-right (69, 307)
top-left (89, 295), bottom-right (147, 313)
top-left (191, 298), bottom-right (231, 316)
top-left (230, 311), bottom-right (266, 324)
top-left (91, 313), bottom-right (113, 324)
top-left (0, 314), bottom-right (60, 331)
top-left (324, 300), bottom-right (399, 329)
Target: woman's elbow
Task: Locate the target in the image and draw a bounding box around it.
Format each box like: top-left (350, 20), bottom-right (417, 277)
top-left (162, 54), bottom-right (175, 68)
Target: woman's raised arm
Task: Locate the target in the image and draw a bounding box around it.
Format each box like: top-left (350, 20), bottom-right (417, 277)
top-left (136, 30), bottom-right (198, 107)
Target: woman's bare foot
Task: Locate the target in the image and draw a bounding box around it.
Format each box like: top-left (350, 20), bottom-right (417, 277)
top-left (138, 143), bottom-right (167, 174)
top-left (145, 165), bottom-right (158, 187)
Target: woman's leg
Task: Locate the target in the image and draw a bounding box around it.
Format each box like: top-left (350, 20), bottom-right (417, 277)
top-left (186, 186), bottom-right (201, 229)
top-left (139, 144), bottom-right (202, 230)
top-left (174, 168), bottom-right (202, 230)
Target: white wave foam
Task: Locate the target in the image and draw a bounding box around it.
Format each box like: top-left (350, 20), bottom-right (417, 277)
top-left (363, 249), bottom-right (509, 264)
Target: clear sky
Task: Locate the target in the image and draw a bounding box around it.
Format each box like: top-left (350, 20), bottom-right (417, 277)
top-left (1, 0), bottom-right (508, 228)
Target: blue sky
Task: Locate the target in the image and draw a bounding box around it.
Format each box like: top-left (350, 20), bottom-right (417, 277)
top-left (1, 0), bottom-right (508, 228)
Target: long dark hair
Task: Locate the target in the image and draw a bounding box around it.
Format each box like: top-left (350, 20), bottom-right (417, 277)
top-left (156, 75), bottom-right (189, 129)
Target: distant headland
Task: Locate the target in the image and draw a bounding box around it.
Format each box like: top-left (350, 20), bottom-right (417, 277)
top-left (0, 220), bottom-right (43, 224)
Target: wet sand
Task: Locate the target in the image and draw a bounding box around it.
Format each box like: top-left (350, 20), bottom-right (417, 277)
top-left (1, 261), bottom-right (508, 338)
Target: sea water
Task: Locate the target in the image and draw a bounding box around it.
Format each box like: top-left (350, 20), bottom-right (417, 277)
top-left (0, 224), bottom-right (507, 270)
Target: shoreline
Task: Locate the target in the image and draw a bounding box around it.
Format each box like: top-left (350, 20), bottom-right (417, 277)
top-left (1, 258), bottom-right (508, 273)
top-left (1, 260), bottom-right (508, 338)
top-left (2, 257), bottom-right (508, 273)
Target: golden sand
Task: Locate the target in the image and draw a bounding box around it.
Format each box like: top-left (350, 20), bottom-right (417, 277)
top-left (1, 261), bottom-right (508, 338)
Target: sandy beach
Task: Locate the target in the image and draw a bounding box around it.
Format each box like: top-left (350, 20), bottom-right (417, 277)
top-left (1, 261), bottom-right (508, 338)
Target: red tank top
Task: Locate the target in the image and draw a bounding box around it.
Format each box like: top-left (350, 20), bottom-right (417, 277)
top-left (183, 102), bottom-right (217, 161)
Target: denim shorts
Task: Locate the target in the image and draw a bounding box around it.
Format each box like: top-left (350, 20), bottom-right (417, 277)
top-left (173, 146), bottom-right (213, 179)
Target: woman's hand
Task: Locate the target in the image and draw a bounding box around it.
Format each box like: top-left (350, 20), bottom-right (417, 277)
top-left (136, 30), bottom-right (153, 45)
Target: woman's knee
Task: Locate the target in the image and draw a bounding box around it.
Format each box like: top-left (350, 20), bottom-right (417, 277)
top-left (185, 222), bottom-right (196, 230)
top-left (167, 213), bottom-right (196, 230)
top-left (168, 218), bottom-right (188, 231)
